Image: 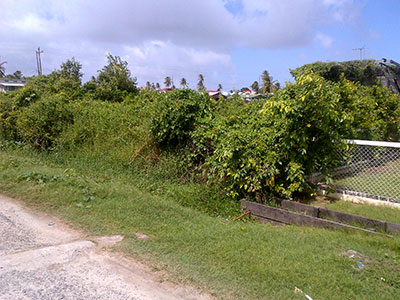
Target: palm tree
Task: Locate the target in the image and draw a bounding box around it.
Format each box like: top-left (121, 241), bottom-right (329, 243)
top-left (217, 83), bottom-right (223, 91)
top-left (13, 70), bottom-right (23, 79)
top-left (180, 78), bottom-right (187, 88)
top-left (261, 70), bottom-right (272, 94)
top-left (197, 74), bottom-right (205, 91)
top-left (0, 60), bottom-right (7, 77)
top-left (251, 81), bottom-right (259, 93)
top-left (164, 76), bottom-right (172, 88)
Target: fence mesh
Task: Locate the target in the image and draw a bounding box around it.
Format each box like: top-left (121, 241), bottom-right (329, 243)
top-left (313, 140), bottom-right (400, 204)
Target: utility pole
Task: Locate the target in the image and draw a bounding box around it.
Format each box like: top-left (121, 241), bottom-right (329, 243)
top-left (35, 47), bottom-right (43, 75)
top-left (352, 46), bottom-right (365, 60)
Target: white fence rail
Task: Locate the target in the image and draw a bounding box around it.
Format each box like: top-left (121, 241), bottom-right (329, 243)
top-left (317, 139), bottom-right (400, 204)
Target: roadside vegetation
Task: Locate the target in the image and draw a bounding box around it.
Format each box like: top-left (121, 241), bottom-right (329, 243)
top-left (1, 55), bottom-right (400, 299)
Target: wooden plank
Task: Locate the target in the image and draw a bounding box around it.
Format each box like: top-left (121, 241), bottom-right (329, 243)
top-left (242, 200), bottom-right (343, 229)
top-left (386, 222), bottom-right (400, 235)
top-left (318, 207), bottom-right (387, 231)
top-left (281, 200), bottom-right (396, 233)
top-left (281, 200), bottom-right (319, 217)
top-left (241, 200), bottom-right (383, 234)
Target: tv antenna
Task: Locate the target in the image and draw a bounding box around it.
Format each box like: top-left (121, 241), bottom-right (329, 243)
top-left (352, 46), bottom-right (366, 60)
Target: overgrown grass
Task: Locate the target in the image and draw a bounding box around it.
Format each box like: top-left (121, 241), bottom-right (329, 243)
top-left (1, 142), bottom-right (399, 300)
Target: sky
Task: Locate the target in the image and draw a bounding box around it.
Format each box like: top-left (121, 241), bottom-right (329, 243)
top-left (0, 0), bottom-right (399, 90)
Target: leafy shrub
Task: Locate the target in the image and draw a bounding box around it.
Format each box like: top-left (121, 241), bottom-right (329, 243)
top-left (1, 57), bottom-right (398, 204)
top-left (191, 72), bottom-right (354, 200)
top-left (151, 89), bottom-right (213, 146)
top-left (0, 96), bottom-right (17, 139)
top-left (83, 53), bottom-right (138, 102)
top-left (12, 86), bottom-right (41, 108)
top-left (58, 100), bottom-right (143, 150)
top-left (16, 95), bottom-right (73, 149)
top-left (290, 60), bottom-right (381, 86)
top-left (57, 96), bottom-right (161, 167)
top-left (0, 86), bottom-right (41, 139)
top-left (366, 85), bottom-right (400, 141)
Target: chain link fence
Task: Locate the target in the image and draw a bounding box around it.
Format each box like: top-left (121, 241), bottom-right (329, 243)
top-left (313, 139), bottom-right (400, 204)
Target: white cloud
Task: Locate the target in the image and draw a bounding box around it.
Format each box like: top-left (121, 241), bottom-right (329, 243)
top-left (316, 33), bottom-right (334, 48)
top-left (124, 41), bottom-right (232, 88)
top-left (1, 0), bottom-right (359, 49)
top-left (0, 0), bottom-right (362, 86)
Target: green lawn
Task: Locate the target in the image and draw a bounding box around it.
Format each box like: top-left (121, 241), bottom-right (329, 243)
top-left (1, 145), bottom-right (399, 300)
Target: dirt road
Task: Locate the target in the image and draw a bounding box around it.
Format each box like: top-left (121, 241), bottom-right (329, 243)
top-left (0, 194), bottom-right (211, 300)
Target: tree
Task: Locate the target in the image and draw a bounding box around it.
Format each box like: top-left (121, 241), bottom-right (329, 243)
top-left (97, 53), bottom-right (137, 93)
top-left (146, 81), bottom-right (151, 89)
top-left (197, 74), bottom-right (205, 91)
top-left (261, 70), bottom-right (280, 94)
top-left (164, 76), bottom-right (172, 88)
top-left (0, 60), bottom-right (7, 77)
top-left (91, 53), bottom-right (137, 102)
top-left (59, 57), bottom-right (83, 84)
top-left (180, 78), bottom-right (187, 88)
top-left (217, 83), bottom-right (223, 91)
top-left (156, 82), bottom-right (160, 89)
top-left (13, 70), bottom-right (23, 79)
top-left (251, 81), bottom-right (259, 93)
top-left (261, 70), bottom-right (272, 94)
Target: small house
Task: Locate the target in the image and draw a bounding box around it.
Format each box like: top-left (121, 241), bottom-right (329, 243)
top-left (0, 79), bottom-right (27, 93)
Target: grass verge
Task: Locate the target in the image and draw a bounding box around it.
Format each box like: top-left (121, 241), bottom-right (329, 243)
top-left (1, 144), bottom-right (399, 300)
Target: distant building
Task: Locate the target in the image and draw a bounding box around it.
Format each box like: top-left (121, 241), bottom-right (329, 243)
top-left (0, 79), bottom-right (27, 93)
top-left (207, 90), bottom-right (228, 100)
top-left (158, 88), bottom-right (174, 93)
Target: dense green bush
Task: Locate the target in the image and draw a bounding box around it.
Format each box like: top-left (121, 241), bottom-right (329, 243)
top-left (0, 96), bottom-right (15, 139)
top-left (16, 95), bottom-right (73, 149)
top-left (290, 60), bottom-right (381, 86)
top-left (332, 77), bottom-right (400, 141)
top-left (366, 85), bottom-right (400, 141)
top-left (151, 89), bottom-right (213, 146)
top-left (83, 53), bottom-right (138, 102)
top-left (58, 100), bottom-right (143, 150)
top-left (190, 73), bottom-right (359, 200)
top-left (1, 59), bottom-right (399, 203)
top-left (0, 86), bottom-right (41, 139)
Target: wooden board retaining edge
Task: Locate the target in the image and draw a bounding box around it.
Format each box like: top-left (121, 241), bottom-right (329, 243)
top-left (281, 200), bottom-right (399, 234)
top-left (281, 200), bottom-right (319, 217)
top-left (386, 222), bottom-right (400, 235)
top-left (318, 207), bottom-right (387, 231)
top-left (241, 200), bottom-right (384, 235)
